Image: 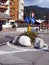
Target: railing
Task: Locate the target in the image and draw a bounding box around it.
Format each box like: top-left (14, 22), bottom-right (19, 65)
top-left (0, 5), bottom-right (8, 9)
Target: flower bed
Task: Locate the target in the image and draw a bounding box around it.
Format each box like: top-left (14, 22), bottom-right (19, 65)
top-left (18, 31), bottom-right (38, 43)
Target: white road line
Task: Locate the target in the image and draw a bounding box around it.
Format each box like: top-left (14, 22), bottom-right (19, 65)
top-left (0, 42), bottom-right (40, 55)
top-left (0, 42), bottom-right (48, 55)
top-left (0, 49), bottom-right (41, 55)
top-left (0, 49), bottom-right (40, 55)
top-left (0, 51), bottom-right (8, 54)
top-left (7, 42), bottom-right (43, 51)
top-left (7, 42), bottom-right (23, 50)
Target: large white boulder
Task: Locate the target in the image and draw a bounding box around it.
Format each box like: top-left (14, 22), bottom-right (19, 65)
top-left (18, 35), bottom-right (31, 46)
top-left (34, 37), bottom-right (48, 49)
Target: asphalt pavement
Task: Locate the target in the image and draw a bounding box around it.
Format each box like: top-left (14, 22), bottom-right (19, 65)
top-left (0, 31), bottom-right (49, 65)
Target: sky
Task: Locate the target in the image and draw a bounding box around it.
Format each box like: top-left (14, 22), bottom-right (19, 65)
top-left (24, 0), bottom-right (49, 8)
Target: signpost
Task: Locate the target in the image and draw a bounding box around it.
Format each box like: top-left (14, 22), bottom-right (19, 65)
top-left (24, 12), bottom-right (35, 32)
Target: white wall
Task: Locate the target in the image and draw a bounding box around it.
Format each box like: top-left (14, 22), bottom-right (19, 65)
top-left (16, 27), bottom-right (39, 32)
top-left (5, 0), bottom-right (10, 15)
top-left (18, 0), bottom-right (24, 20)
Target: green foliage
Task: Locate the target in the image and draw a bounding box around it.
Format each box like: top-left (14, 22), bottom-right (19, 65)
top-left (22, 32), bottom-right (37, 43)
top-left (24, 6), bottom-right (49, 20)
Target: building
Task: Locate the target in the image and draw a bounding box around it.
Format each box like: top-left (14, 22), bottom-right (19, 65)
top-left (0, 0), bottom-right (11, 30)
top-left (0, 0), bottom-right (24, 28)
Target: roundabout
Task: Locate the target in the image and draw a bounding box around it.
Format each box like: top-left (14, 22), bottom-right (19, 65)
top-left (0, 32), bottom-right (48, 56)
top-left (0, 40), bottom-right (48, 55)
top-left (0, 33), bottom-right (49, 65)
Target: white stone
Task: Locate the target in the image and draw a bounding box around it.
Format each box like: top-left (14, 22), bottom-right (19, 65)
top-left (34, 37), bottom-right (47, 49)
top-left (18, 35), bottom-right (31, 46)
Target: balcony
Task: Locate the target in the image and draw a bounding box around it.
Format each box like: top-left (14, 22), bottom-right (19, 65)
top-left (10, 5), bottom-right (15, 8)
top-left (0, 3), bottom-right (8, 6)
top-left (0, 0), bottom-right (8, 3)
top-left (0, 5), bottom-right (8, 9)
top-left (0, 9), bottom-right (7, 12)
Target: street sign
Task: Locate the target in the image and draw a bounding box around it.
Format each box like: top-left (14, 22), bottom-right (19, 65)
top-left (31, 18), bottom-right (35, 24)
top-left (24, 17), bottom-right (30, 23)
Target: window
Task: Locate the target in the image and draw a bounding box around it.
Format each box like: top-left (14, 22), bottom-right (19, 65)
top-left (10, 22), bottom-right (14, 25)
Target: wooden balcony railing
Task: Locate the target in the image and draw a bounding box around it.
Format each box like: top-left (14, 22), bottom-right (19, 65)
top-left (0, 5), bottom-right (8, 9)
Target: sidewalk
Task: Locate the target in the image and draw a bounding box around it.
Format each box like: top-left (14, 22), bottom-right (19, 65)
top-left (0, 28), bottom-right (49, 34)
top-left (1, 28), bottom-right (16, 33)
top-left (0, 28), bottom-right (22, 37)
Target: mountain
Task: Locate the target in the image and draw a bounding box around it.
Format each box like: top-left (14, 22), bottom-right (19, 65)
top-left (24, 5), bottom-right (49, 20)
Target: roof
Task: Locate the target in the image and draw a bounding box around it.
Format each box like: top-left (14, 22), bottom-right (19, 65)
top-left (0, 12), bottom-right (11, 20)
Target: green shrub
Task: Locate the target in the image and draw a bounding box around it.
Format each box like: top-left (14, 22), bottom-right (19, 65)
top-left (21, 32), bottom-right (38, 43)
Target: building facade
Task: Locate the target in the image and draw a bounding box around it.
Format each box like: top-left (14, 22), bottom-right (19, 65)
top-left (0, 0), bottom-right (24, 28)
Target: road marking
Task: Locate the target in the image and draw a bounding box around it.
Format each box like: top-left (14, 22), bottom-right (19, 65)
top-left (0, 49), bottom-right (40, 55)
top-left (7, 42), bottom-right (48, 51)
top-left (7, 42), bottom-right (43, 51)
top-left (0, 42), bottom-right (48, 55)
top-left (0, 49), bottom-right (41, 55)
top-left (7, 42), bottom-right (22, 50)
top-left (0, 51), bottom-right (8, 55)
top-left (0, 42), bottom-right (41, 55)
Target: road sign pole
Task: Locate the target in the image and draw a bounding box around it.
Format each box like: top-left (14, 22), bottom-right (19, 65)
top-left (27, 24), bottom-right (31, 32)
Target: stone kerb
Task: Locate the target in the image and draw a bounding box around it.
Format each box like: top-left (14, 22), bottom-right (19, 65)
top-left (16, 27), bottom-right (39, 32)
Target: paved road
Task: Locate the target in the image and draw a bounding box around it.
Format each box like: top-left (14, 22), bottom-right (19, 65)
top-left (0, 32), bottom-right (49, 65)
top-left (38, 34), bottom-right (49, 45)
top-left (0, 32), bottom-right (21, 43)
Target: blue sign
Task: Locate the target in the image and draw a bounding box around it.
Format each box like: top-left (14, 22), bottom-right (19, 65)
top-left (24, 17), bottom-right (30, 23)
top-left (24, 17), bottom-right (35, 24)
top-left (31, 18), bottom-right (35, 24)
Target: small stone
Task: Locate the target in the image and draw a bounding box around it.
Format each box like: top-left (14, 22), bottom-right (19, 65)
top-left (34, 37), bottom-right (47, 49)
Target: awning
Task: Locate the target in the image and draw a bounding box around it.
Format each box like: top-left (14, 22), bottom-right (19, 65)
top-left (0, 12), bottom-right (11, 20)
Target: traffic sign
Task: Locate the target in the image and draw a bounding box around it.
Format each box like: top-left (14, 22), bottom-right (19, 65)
top-left (24, 17), bottom-right (30, 23)
top-left (31, 18), bottom-right (35, 24)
